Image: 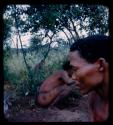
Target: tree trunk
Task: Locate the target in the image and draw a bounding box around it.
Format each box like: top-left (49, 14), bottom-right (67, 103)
top-left (65, 9), bottom-right (80, 40)
top-left (13, 5), bottom-right (30, 74)
top-left (15, 33), bottom-right (18, 56)
top-left (65, 27), bottom-right (76, 43)
top-left (68, 16), bottom-right (80, 40)
top-left (61, 29), bottom-right (72, 45)
top-left (34, 32), bottom-right (55, 74)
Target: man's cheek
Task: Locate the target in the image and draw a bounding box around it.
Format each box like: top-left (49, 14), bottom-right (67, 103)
top-left (79, 75), bottom-right (92, 89)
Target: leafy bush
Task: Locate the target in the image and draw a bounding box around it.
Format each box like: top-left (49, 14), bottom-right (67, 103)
top-left (4, 47), bottom-right (69, 97)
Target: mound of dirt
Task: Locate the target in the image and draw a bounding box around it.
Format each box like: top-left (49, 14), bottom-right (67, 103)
top-left (4, 94), bottom-right (93, 122)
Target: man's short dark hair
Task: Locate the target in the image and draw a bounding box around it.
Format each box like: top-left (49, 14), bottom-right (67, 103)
top-left (70, 35), bottom-right (110, 63)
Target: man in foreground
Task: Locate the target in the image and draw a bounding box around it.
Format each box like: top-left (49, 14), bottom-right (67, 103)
top-left (68, 35), bottom-right (110, 121)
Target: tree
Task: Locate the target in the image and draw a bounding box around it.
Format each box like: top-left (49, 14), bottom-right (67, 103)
top-left (3, 4), bottom-right (109, 68)
top-left (19, 4), bottom-right (108, 40)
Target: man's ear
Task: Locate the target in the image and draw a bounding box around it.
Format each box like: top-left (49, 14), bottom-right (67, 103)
top-left (96, 58), bottom-right (108, 72)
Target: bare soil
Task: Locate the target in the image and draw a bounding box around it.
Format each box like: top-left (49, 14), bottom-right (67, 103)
top-left (4, 94), bottom-right (93, 122)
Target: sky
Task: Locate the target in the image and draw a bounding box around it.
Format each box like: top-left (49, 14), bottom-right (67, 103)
top-left (10, 27), bottom-right (89, 48)
top-left (4, 5), bottom-right (109, 49)
top-left (10, 27), bottom-right (109, 49)
top-left (11, 33), bottom-right (31, 48)
top-left (9, 10), bottom-right (89, 48)
top-left (11, 31), bottom-right (67, 48)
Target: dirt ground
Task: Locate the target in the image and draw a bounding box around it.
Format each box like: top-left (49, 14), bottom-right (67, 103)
top-left (4, 93), bottom-right (93, 122)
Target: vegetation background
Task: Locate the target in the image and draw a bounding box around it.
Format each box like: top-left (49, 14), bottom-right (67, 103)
top-left (3, 4), bottom-right (109, 121)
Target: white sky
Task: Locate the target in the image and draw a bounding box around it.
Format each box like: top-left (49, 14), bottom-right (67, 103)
top-left (11, 30), bottom-right (70, 48)
top-left (10, 28), bottom-right (109, 49)
top-left (11, 33), bottom-right (31, 48)
top-left (11, 27), bottom-right (89, 48)
top-left (10, 12), bottom-right (109, 48)
top-left (10, 14), bottom-right (89, 48)
top-left (5, 5), bottom-right (109, 48)
top-left (11, 32), bottom-right (66, 48)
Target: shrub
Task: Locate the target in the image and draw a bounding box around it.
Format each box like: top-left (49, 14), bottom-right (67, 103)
top-left (4, 47), bottom-right (69, 97)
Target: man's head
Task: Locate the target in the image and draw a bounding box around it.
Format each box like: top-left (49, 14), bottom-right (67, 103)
top-left (68, 35), bottom-right (110, 95)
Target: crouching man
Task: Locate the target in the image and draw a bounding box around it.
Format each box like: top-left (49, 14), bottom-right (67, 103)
top-left (36, 62), bottom-right (77, 107)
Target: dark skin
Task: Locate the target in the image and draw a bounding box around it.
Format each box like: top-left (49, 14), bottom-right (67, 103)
top-left (36, 70), bottom-right (76, 107)
top-left (68, 51), bottom-right (109, 122)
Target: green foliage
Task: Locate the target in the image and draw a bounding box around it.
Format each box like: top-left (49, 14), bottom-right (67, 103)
top-left (3, 17), bottom-right (13, 41)
top-left (4, 4), bottom-right (108, 36)
top-left (29, 36), bottom-right (46, 53)
top-left (4, 46), bottom-right (69, 97)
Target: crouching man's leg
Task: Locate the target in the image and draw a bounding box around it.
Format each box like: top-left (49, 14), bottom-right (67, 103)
top-left (50, 84), bottom-right (75, 106)
top-left (36, 85), bottom-right (69, 107)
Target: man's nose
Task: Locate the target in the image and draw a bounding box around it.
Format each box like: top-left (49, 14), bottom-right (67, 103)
top-left (71, 74), bottom-right (80, 87)
top-left (72, 74), bottom-right (77, 80)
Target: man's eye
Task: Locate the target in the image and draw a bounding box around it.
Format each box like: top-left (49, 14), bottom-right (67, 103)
top-left (73, 69), bottom-right (77, 72)
top-left (74, 67), bottom-right (78, 70)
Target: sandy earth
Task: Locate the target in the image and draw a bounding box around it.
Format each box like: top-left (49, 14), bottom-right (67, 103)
top-left (4, 94), bottom-right (93, 122)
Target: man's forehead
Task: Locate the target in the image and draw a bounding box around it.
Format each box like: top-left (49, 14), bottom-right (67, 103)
top-left (68, 51), bottom-right (80, 60)
top-left (68, 51), bottom-right (88, 66)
